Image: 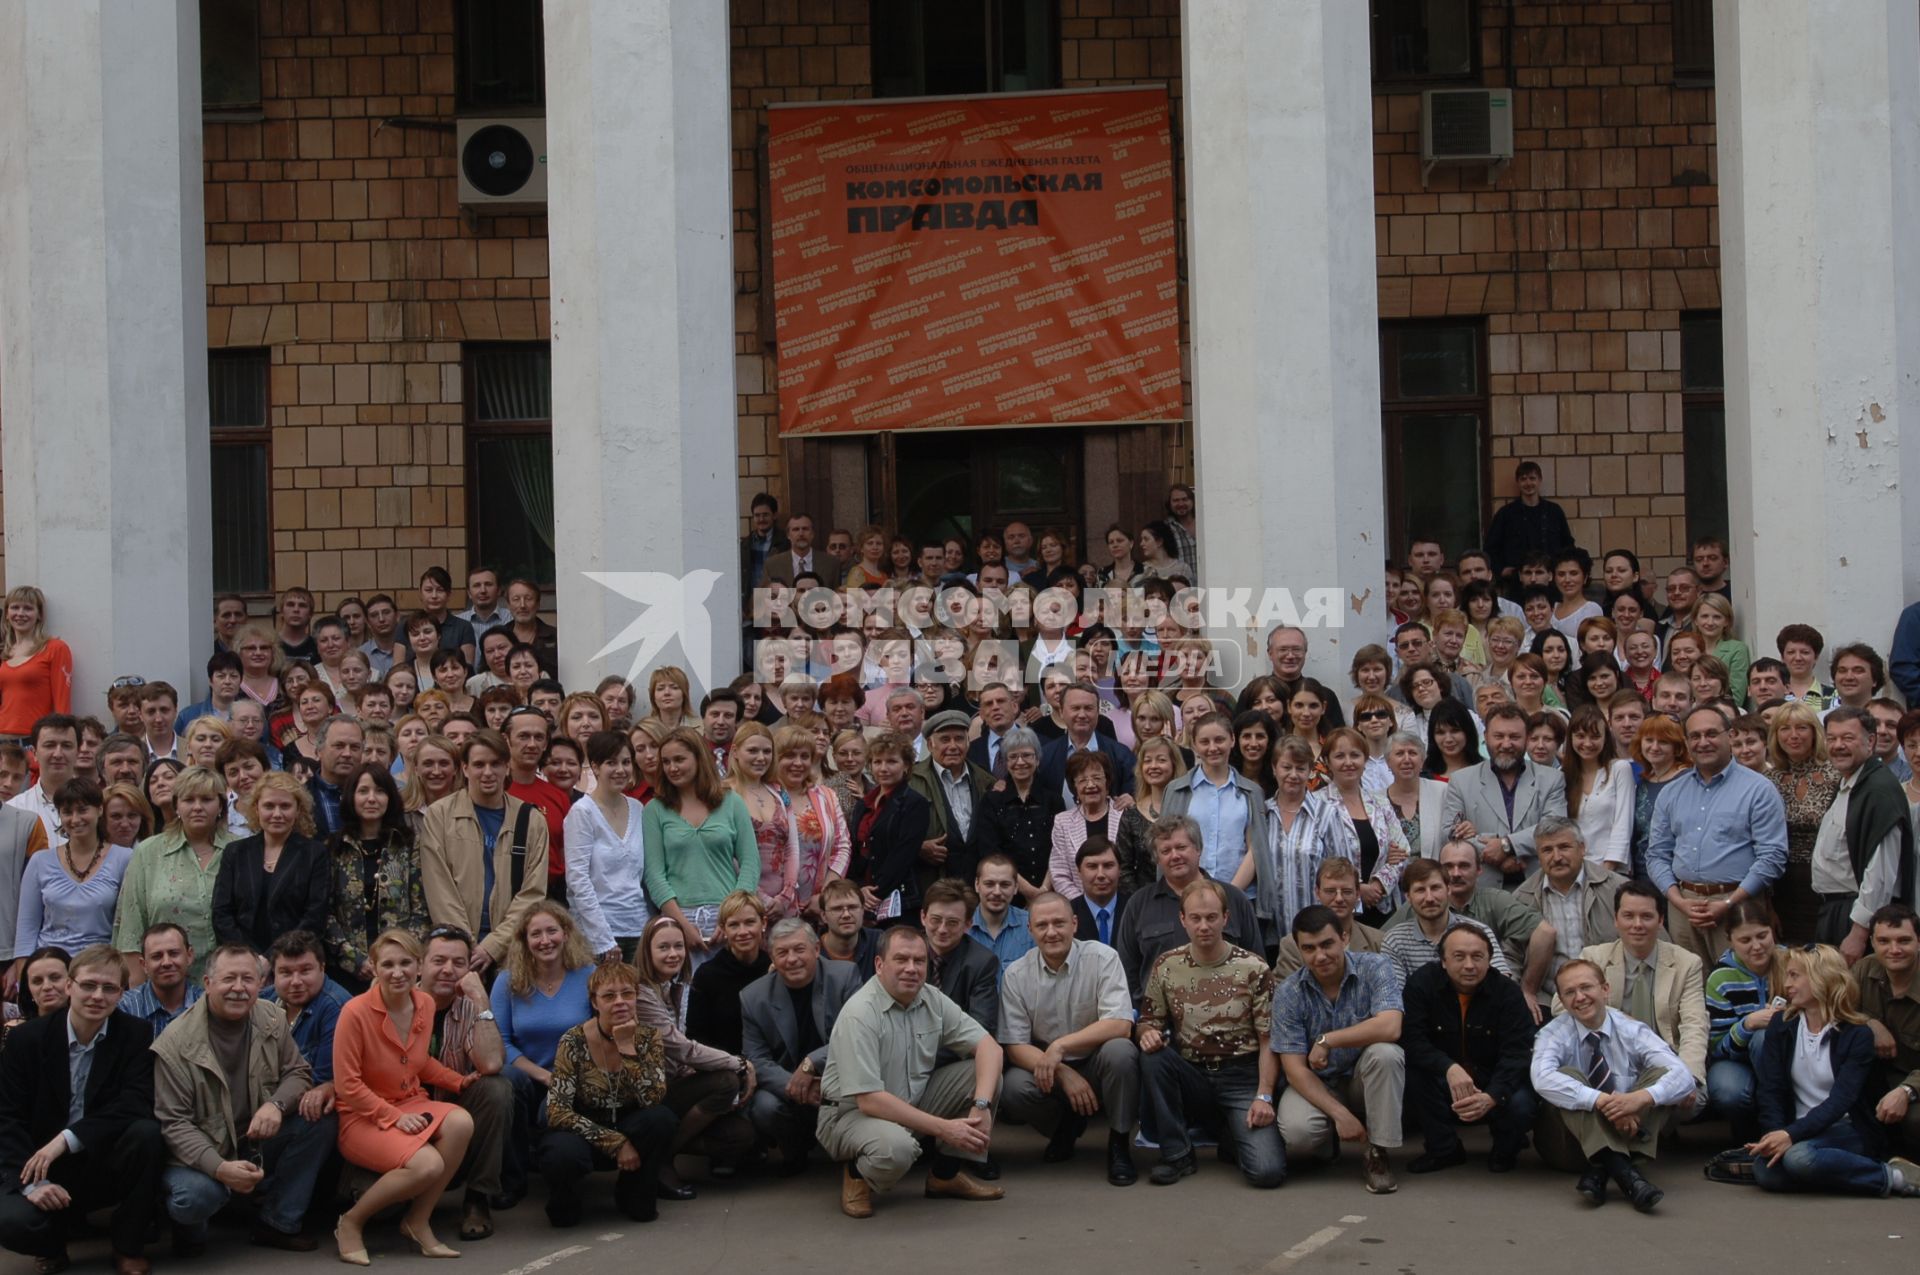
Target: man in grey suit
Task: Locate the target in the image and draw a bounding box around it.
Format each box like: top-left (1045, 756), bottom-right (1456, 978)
top-left (740, 918), bottom-right (861, 1175)
top-left (1440, 704), bottom-right (1568, 891)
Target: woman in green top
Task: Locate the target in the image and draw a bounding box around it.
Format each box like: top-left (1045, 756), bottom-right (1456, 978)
top-left (641, 728), bottom-right (759, 968)
top-left (111, 765), bottom-right (235, 981)
top-left (1692, 594), bottom-right (1751, 706)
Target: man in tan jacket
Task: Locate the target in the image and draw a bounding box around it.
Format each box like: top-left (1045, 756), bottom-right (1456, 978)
top-left (151, 944), bottom-right (331, 1253)
top-left (419, 729), bottom-right (552, 973)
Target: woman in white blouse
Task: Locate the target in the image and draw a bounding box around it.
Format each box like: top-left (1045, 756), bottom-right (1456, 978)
top-left (564, 731), bottom-right (651, 963)
top-left (1560, 705), bottom-right (1634, 874)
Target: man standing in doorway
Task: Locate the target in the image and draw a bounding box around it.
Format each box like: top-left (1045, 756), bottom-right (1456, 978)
top-left (1484, 461), bottom-right (1574, 588)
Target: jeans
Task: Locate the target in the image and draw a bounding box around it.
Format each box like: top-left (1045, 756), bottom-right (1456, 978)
top-left (1707, 1028), bottom-right (1766, 1133)
top-left (1140, 1052), bottom-right (1285, 1188)
top-left (502, 1067), bottom-right (550, 1197)
top-left (1752, 1118), bottom-right (1894, 1197)
top-left (1404, 1067), bottom-right (1537, 1157)
top-left (163, 1112), bottom-right (338, 1236)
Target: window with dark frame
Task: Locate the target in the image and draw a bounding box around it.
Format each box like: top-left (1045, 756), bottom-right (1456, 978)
top-left (465, 343), bottom-right (555, 589)
top-left (872, 0), bottom-right (1059, 98)
top-left (1671, 0), bottom-right (1715, 84)
top-left (200, 0), bottom-right (262, 111)
top-left (456, 0), bottom-right (546, 113)
top-left (1680, 313), bottom-right (1728, 549)
top-left (209, 350), bottom-right (272, 595)
top-left (1379, 321), bottom-right (1488, 565)
top-left (1371, 0), bottom-right (1477, 84)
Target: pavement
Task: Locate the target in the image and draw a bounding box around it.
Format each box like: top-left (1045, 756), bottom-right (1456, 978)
top-left (35, 1124), bottom-right (1913, 1274)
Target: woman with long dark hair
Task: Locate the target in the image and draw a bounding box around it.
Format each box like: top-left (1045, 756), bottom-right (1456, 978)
top-left (328, 763), bottom-right (428, 993)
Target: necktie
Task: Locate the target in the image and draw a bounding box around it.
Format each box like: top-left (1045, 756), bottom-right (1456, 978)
top-left (1097, 906), bottom-right (1111, 945)
top-left (1584, 1031), bottom-right (1616, 1094)
top-left (990, 734), bottom-right (1009, 780)
top-left (1627, 965), bottom-right (1656, 1028)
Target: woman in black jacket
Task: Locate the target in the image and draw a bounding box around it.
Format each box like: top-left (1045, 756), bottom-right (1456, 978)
top-left (1749, 944), bottom-right (1916, 1196)
top-left (848, 731), bottom-right (931, 925)
top-left (212, 771), bottom-right (331, 955)
top-left (685, 892), bottom-right (771, 1055)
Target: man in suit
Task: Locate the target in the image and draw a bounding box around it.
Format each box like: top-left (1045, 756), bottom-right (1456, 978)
top-left (740, 919), bottom-right (860, 1175)
top-left (0, 945), bottom-right (164, 1275)
top-left (921, 881), bottom-right (1001, 1040)
top-left (909, 710), bottom-right (994, 896)
top-left (818, 879), bottom-right (883, 982)
top-left (760, 513), bottom-right (818, 588)
top-left (738, 492), bottom-right (786, 592)
top-left (967, 684), bottom-right (1023, 779)
top-left (1440, 704), bottom-right (1568, 889)
top-left (1071, 836), bottom-right (1130, 945)
top-left (1514, 817), bottom-right (1629, 987)
top-left (418, 729), bottom-right (553, 974)
top-left (1037, 683), bottom-right (1135, 802)
top-left (1564, 880), bottom-right (1708, 1100)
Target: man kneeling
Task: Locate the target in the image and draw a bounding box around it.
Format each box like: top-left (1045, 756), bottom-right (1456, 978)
top-left (1530, 958), bottom-right (1693, 1211)
top-left (817, 927), bottom-right (1004, 1218)
top-left (154, 944), bottom-right (335, 1253)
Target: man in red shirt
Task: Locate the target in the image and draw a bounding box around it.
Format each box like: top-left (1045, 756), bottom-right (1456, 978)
top-left (504, 706), bottom-right (571, 905)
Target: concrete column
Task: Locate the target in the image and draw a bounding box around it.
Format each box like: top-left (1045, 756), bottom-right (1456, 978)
top-left (0, 1), bottom-right (211, 702)
top-left (1716, 0), bottom-right (1920, 658)
top-left (546, 0), bottom-right (740, 696)
top-left (1180, 0), bottom-right (1389, 688)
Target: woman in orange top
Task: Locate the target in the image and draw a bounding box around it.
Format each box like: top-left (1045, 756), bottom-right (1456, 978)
top-left (0, 586), bottom-right (72, 742)
top-left (333, 928), bottom-right (477, 1264)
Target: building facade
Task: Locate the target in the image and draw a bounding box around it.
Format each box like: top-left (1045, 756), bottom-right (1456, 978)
top-left (2, 0), bottom-right (1914, 699)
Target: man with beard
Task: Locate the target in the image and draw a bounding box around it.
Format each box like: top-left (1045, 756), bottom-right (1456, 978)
top-left (1441, 704), bottom-right (1567, 889)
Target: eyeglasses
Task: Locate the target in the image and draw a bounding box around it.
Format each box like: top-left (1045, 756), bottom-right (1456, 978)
top-left (108, 676), bottom-right (147, 691)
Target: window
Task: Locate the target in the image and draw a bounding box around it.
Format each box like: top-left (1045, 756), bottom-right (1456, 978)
top-left (200, 0), bottom-right (261, 111)
top-left (457, 0), bottom-right (546, 113)
top-left (1680, 313), bottom-right (1727, 548)
top-left (465, 344), bottom-right (554, 587)
top-left (1672, 0), bottom-right (1714, 83)
top-left (872, 0), bottom-right (1058, 98)
top-left (1371, 0), bottom-right (1476, 83)
top-left (209, 350), bottom-right (272, 594)
top-left (1380, 321), bottom-right (1487, 563)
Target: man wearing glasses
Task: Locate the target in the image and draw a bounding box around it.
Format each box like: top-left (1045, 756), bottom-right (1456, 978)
top-left (0, 946), bottom-right (164, 1275)
top-left (151, 944), bottom-right (331, 1254)
top-left (1646, 706), bottom-right (1789, 962)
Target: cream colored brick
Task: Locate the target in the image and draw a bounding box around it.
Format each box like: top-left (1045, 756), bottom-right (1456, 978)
top-left (308, 426), bottom-right (343, 468)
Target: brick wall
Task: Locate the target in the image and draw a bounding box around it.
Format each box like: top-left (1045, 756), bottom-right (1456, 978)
top-left (202, 0), bottom-right (550, 611)
top-left (1374, 0), bottom-right (1719, 579)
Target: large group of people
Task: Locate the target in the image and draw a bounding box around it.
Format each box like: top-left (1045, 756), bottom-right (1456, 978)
top-left (0, 460), bottom-right (1913, 1267)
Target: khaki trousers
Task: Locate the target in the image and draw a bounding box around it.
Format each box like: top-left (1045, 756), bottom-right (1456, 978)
top-left (815, 1061), bottom-right (1001, 1193)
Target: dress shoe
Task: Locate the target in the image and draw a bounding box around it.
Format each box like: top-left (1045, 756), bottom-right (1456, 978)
top-left (253, 1227), bottom-right (320, 1252)
top-left (1488, 1142), bottom-right (1524, 1173)
top-left (1575, 1169), bottom-right (1608, 1206)
top-left (1043, 1114), bottom-right (1088, 1163)
top-left (1364, 1146), bottom-right (1398, 1194)
top-left (840, 1164), bottom-right (874, 1218)
top-left (1107, 1132), bottom-right (1137, 1186)
top-left (1149, 1153), bottom-right (1197, 1185)
top-left (546, 1195), bottom-right (583, 1228)
top-left (1408, 1145), bottom-right (1467, 1174)
top-left (924, 1169), bottom-right (1004, 1201)
top-left (655, 1181), bottom-right (698, 1202)
top-left (972, 1155), bottom-right (1002, 1181)
top-left (1613, 1165), bottom-right (1663, 1213)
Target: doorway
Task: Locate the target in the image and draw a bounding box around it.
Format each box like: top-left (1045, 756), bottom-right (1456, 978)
top-left (886, 428), bottom-right (1083, 556)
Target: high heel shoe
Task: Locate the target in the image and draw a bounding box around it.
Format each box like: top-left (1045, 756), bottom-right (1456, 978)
top-left (333, 1223), bottom-right (371, 1267)
top-left (398, 1225), bottom-right (460, 1259)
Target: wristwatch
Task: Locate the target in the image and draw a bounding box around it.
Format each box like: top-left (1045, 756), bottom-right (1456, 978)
top-left (798, 1057), bottom-right (816, 1076)
top-left (476, 1009), bottom-right (497, 1022)
top-left (972, 1098), bottom-right (992, 1110)
top-left (1903, 1084), bottom-right (1917, 1104)
top-left (1314, 1034), bottom-right (1330, 1050)
top-left (1255, 1092), bottom-right (1274, 1104)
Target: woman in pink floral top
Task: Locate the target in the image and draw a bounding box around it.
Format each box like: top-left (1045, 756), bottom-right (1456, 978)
top-left (772, 724), bottom-right (849, 919)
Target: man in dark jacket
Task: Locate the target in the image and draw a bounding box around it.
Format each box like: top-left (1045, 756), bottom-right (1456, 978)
top-left (0, 946), bottom-right (164, 1275)
top-left (1816, 709), bottom-right (1916, 961)
top-left (1484, 460), bottom-right (1575, 586)
top-left (1402, 924), bottom-right (1538, 1174)
top-left (908, 711), bottom-right (995, 895)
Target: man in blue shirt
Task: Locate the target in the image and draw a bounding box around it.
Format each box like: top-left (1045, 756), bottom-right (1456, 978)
top-left (1647, 706), bottom-right (1788, 964)
top-left (119, 924), bottom-right (204, 1034)
top-left (1271, 906), bottom-right (1405, 1196)
top-left (262, 932), bottom-right (350, 1120)
top-left (967, 856), bottom-right (1035, 977)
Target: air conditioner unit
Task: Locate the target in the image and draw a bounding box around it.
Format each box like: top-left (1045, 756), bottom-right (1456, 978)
top-left (1419, 89), bottom-right (1514, 185)
top-left (457, 117), bottom-right (547, 211)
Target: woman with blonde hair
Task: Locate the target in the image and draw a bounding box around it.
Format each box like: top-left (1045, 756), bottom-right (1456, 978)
top-left (722, 722), bottom-right (797, 919)
top-left (627, 718), bottom-right (669, 803)
top-left (1693, 593), bottom-right (1751, 704)
top-left (402, 733), bottom-right (463, 814)
top-left (0, 585), bottom-right (71, 745)
top-left (492, 902), bottom-right (595, 1200)
top-left (234, 620), bottom-right (285, 708)
top-left (772, 724), bottom-right (847, 916)
top-left (843, 525), bottom-right (891, 590)
top-left (112, 765), bottom-right (234, 980)
top-left (213, 770), bottom-right (329, 953)
top-left (412, 687), bottom-right (453, 733)
top-left (686, 891), bottom-right (769, 1055)
top-left (1766, 701), bottom-right (1838, 943)
top-left (180, 714), bottom-right (233, 770)
top-left (645, 667), bottom-right (693, 731)
top-left (1113, 734), bottom-right (1186, 893)
top-left (333, 928), bottom-right (478, 1262)
top-left (1749, 944), bottom-right (1914, 1196)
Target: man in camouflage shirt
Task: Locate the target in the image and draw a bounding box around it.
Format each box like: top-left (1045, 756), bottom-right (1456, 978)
top-left (1136, 879), bottom-right (1284, 1188)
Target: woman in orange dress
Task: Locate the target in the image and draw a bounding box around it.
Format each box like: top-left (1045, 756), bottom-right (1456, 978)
top-left (333, 928), bottom-right (477, 1264)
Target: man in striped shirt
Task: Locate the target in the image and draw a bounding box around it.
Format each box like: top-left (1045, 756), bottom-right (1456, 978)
top-left (1381, 860), bottom-right (1514, 986)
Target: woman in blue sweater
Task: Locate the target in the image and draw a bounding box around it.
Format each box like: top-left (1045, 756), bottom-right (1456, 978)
top-left (1749, 944), bottom-right (1920, 1196)
top-left (492, 901), bottom-right (594, 1201)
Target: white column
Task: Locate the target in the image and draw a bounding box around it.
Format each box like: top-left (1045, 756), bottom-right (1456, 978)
top-left (546, 0), bottom-right (740, 696)
top-left (0, 0), bottom-right (211, 702)
top-left (1180, 0), bottom-right (1389, 688)
top-left (1716, 0), bottom-right (1920, 656)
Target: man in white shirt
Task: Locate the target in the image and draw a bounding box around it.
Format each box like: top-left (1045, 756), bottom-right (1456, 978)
top-left (457, 567), bottom-right (511, 647)
top-left (1531, 958), bottom-right (1694, 1210)
top-left (1812, 708), bottom-right (1915, 962)
top-left (8, 715), bottom-right (79, 849)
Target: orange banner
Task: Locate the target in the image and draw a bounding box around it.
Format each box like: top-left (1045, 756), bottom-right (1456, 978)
top-left (768, 88), bottom-right (1182, 436)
